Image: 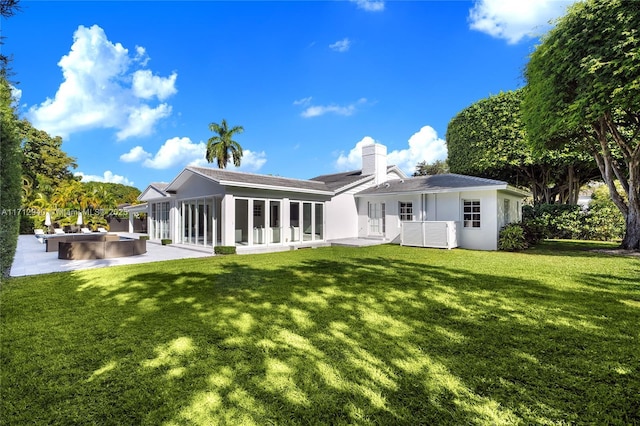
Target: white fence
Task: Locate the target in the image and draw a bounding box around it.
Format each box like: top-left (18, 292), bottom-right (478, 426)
top-left (401, 221), bottom-right (458, 249)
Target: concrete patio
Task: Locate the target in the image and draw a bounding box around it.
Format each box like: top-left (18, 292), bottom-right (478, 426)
top-left (10, 234), bottom-right (212, 277)
top-left (10, 234), bottom-right (388, 277)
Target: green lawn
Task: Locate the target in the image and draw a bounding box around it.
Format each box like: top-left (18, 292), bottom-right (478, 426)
top-left (1, 241), bottom-right (638, 425)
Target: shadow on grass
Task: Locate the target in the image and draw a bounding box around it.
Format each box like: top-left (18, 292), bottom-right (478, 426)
top-left (525, 239), bottom-right (630, 258)
top-left (2, 246), bottom-right (639, 425)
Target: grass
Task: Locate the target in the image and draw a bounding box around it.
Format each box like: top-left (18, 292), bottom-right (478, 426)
top-left (1, 241), bottom-right (639, 425)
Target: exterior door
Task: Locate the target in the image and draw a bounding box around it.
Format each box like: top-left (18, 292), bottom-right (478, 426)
top-left (368, 202), bottom-right (385, 237)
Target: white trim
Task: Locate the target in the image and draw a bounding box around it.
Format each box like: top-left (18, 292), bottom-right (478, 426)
top-left (356, 184), bottom-right (529, 198)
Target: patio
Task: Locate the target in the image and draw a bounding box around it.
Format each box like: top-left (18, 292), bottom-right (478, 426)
top-left (10, 234), bottom-right (212, 277)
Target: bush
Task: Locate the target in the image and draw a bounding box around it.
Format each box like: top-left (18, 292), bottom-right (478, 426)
top-left (161, 239), bottom-right (172, 245)
top-left (19, 215), bottom-right (39, 235)
top-left (521, 217), bottom-right (546, 244)
top-left (139, 235), bottom-right (150, 241)
top-left (0, 78), bottom-right (22, 277)
top-left (521, 197), bottom-right (625, 242)
top-left (498, 223), bottom-right (528, 251)
top-left (582, 185), bottom-right (625, 241)
top-left (214, 246), bottom-right (236, 255)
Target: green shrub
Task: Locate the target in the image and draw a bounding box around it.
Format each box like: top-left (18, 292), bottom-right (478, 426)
top-left (214, 246), bottom-right (236, 255)
top-left (19, 215), bottom-right (39, 234)
top-left (139, 235), bottom-right (150, 241)
top-left (0, 78), bottom-right (22, 277)
top-left (498, 223), bottom-right (528, 251)
top-left (161, 239), bottom-right (172, 245)
top-left (582, 185), bottom-right (625, 241)
top-left (520, 217), bottom-right (546, 244)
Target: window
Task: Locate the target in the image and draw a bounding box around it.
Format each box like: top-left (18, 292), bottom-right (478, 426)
top-left (503, 199), bottom-right (511, 224)
top-left (253, 203), bottom-right (262, 217)
top-left (463, 200), bottom-right (481, 228)
top-left (399, 202), bottom-right (413, 221)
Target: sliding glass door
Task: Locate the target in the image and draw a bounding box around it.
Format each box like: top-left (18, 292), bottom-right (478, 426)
top-left (181, 198), bottom-right (215, 247)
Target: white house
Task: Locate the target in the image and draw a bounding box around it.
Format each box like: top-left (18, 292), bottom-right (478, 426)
top-left (138, 143), bottom-right (528, 251)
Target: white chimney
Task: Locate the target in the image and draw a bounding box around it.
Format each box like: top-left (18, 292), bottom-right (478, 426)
top-left (362, 143), bottom-right (387, 184)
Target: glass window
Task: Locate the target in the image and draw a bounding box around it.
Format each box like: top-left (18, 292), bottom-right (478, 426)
top-left (463, 200), bottom-right (481, 228)
top-left (315, 203), bottom-right (324, 240)
top-left (399, 202), bottom-right (413, 221)
top-left (503, 199), bottom-right (511, 224)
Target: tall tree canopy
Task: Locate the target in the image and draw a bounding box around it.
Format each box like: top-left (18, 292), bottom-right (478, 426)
top-left (413, 159), bottom-right (449, 176)
top-left (523, 0), bottom-right (640, 249)
top-left (446, 90), bottom-right (597, 204)
top-left (19, 119), bottom-right (77, 202)
top-left (206, 119), bottom-right (244, 169)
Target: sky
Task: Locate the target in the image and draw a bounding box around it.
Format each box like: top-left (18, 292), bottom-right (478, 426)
top-left (5, 0), bottom-right (575, 190)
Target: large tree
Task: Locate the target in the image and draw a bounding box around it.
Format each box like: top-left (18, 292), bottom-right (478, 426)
top-left (19, 119), bottom-right (77, 202)
top-left (447, 90), bottom-right (598, 204)
top-left (413, 159), bottom-right (449, 176)
top-left (523, 0), bottom-right (640, 249)
top-left (205, 119), bottom-right (244, 169)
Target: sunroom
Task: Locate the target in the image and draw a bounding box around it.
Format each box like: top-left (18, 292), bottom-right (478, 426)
top-left (153, 167), bottom-right (333, 250)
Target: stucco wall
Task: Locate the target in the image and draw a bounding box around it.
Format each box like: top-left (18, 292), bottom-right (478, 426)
top-left (457, 190), bottom-right (498, 250)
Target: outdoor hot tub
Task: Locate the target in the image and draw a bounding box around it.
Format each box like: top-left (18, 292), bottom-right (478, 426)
top-left (55, 235), bottom-right (147, 260)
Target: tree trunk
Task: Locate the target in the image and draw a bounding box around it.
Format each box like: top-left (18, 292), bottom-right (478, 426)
top-left (622, 207), bottom-right (640, 249)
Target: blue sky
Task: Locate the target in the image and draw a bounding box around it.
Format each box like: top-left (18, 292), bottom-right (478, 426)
top-left (5, 0), bottom-right (575, 189)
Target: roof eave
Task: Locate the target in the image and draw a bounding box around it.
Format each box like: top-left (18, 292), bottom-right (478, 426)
top-left (220, 180), bottom-right (333, 196)
top-left (355, 184), bottom-right (529, 197)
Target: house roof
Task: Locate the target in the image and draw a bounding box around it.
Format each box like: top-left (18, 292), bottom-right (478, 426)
top-left (310, 170), bottom-right (369, 191)
top-left (356, 174), bottom-right (530, 197)
top-left (138, 182), bottom-right (171, 201)
top-left (311, 166), bottom-right (406, 192)
top-left (166, 166), bottom-right (333, 195)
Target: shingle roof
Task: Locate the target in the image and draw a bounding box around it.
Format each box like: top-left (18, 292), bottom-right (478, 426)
top-left (150, 182), bottom-right (168, 192)
top-left (188, 167), bottom-right (332, 193)
top-left (356, 174), bottom-right (515, 195)
top-left (310, 170), bottom-right (368, 191)
top-left (310, 166), bottom-right (402, 191)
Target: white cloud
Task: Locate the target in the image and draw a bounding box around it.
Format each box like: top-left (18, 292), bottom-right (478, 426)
top-left (350, 0), bottom-right (385, 12)
top-left (334, 126), bottom-right (447, 174)
top-left (387, 126), bottom-right (447, 174)
top-left (133, 137), bottom-right (268, 172)
top-left (329, 38), bottom-right (351, 53)
top-left (293, 97), bottom-right (312, 106)
top-left (299, 98), bottom-right (367, 118)
top-left (469, 0), bottom-right (575, 44)
top-left (74, 170), bottom-right (134, 186)
top-left (10, 85), bottom-right (21, 104)
top-left (134, 45), bottom-right (149, 66)
top-left (142, 137), bottom-right (206, 169)
top-left (120, 145), bottom-right (151, 163)
top-left (226, 150), bottom-right (267, 173)
top-left (336, 136), bottom-right (377, 171)
top-left (26, 24), bottom-right (178, 140)
top-left (116, 103), bottom-right (172, 140)
top-left (132, 70), bottom-right (177, 100)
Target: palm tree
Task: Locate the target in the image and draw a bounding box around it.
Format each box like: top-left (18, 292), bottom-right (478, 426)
top-left (206, 119), bottom-right (244, 169)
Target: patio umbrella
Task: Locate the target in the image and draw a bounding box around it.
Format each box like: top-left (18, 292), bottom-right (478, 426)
top-left (76, 212), bottom-right (83, 226)
top-left (44, 212), bottom-right (51, 227)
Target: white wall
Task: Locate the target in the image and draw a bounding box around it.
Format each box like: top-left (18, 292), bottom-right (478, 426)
top-left (356, 194), bottom-right (421, 243)
top-left (358, 189), bottom-right (509, 250)
top-left (325, 170), bottom-right (403, 240)
top-left (325, 192), bottom-right (359, 240)
top-left (496, 192), bottom-right (524, 231)
top-left (457, 190), bottom-right (498, 250)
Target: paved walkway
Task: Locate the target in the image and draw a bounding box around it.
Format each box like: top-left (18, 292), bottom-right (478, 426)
top-left (10, 234), bottom-right (212, 277)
